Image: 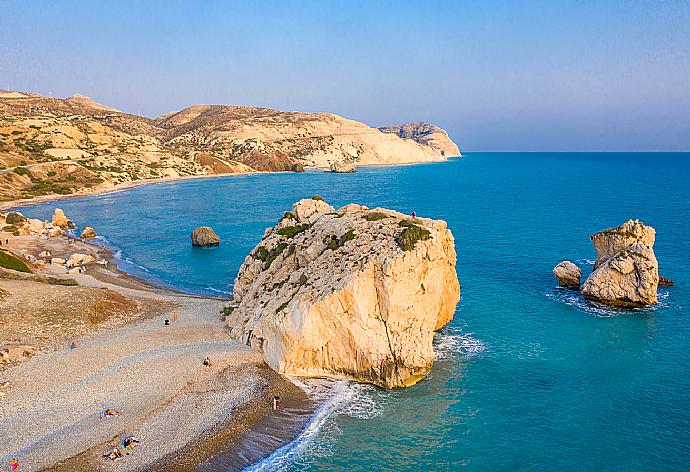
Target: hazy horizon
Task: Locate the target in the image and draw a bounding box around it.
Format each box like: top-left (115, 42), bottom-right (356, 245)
top-left (1, 0), bottom-right (689, 152)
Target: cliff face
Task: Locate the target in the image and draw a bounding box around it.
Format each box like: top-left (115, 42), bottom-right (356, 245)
top-left (0, 91), bottom-right (460, 202)
top-left (225, 198), bottom-right (460, 388)
top-left (379, 121), bottom-right (461, 157)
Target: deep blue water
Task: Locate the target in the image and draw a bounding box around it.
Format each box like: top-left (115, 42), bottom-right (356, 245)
top-left (19, 153), bottom-right (690, 471)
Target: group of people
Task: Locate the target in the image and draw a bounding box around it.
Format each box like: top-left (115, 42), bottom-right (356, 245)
top-left (163, 310), bottom-right (178, 326)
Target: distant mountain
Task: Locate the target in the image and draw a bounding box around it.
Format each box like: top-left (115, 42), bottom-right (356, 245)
top-left (0, 91), bottom-right (460, 202)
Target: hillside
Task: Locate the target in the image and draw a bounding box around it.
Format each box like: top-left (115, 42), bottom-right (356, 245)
top-left (0, 90), bottom-right (460, 202)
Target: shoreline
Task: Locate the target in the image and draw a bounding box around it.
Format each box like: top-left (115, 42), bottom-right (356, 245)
top-left (0, 157), bottom-right (461, 212)
top-left (0, 231), bottom-right (317, 471)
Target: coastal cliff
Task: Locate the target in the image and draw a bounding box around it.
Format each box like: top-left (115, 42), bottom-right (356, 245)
top-left (225, 198), bottom-right (460, 388)
top-left (0, 91), bottom-right (460, 202)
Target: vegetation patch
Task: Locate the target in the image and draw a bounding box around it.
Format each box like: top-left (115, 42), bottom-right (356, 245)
top-left (253, 242), bottom-right (289, 269)
top-left (299, 273), bottom-right (308, 285)
top-left (222, 306), bottom-right (235, 316)
top-left (311, 195), bottom-right (325, 201)
top-left (13, 166), bottom-right (31, 176)
top-left (396, 224), bottom-right (431, 251)
top-left (0, 250), bottom-right (31, 273)
top-left (5, 212), bottom-right (26, 225)
top-left (277, 224), bottom-right (310, 238)
top-left (275, 301), bottom-right (289, 313)
top-left (326, 229), bottom-right (356, 250)
top-left (281, 211), bottom-right (296, 221)
top-left (46, 277), bottom-right (78, 286)
top-left (364, 212), bottom-right (388, 221)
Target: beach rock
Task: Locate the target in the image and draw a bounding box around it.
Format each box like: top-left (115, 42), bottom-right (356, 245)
top-left (0, 345), bottom-right (36, 364)
top-left (80, 226), bottom-right (97, 238)
top-left (51, 257), bottom-right (66, 266)
top-left (658, 276), bottom-right (674, 287)
top-left (51, 208), bottom-right (75, 229)
top-left (329, 162), bottom-right (356, 173)
top-left (39, 250), bottom-right (52, 258)
top-left (67, 266), bottom-right (85, 274)
top-left (590, 219), bottom-right (655, 269)
top-left (226, 199), bottom-right (460, 388)
top-left (191, 226), bottom-right (221, 247)
top-left (581, 243), bottom-right (658, 307)
top-left (67, 253), bottom-right (96, 267)
top-left (48, 226), bottom-right (65, 237)
top-left (291, 197), bottom-right (335, 224)
top-left (553, 261), bottom-right (581, 290)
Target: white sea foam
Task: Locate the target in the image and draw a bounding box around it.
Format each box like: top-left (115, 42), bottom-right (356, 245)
top-left (546, 287), bottom-right (660, 318)
top-left (434, 328), bottom-right (485, 360)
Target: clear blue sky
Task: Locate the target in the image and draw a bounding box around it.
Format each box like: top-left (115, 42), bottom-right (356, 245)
top-left (1, 0), bottom-right (688, 151)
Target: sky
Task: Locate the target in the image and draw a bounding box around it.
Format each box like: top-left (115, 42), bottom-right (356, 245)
top-left (1, 0), bottom-right (689, 151)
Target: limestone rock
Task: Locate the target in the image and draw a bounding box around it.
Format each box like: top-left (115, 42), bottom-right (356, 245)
top-left (51, 208), bottom-right (75, 229)
top-left (379, 121), bottom-right (461, 157)
top-left (658, 276), bottom-right (674, 287)
top-left (80, 226), bottom-right (97, 238)
top-left (590, 219), bottom-right (655, 268)
top-left (553, 261), bottom-right (581, 289)
top-left (67, 266), bottom-right (85, 274)
top-left (329, 162), bottom-right (356, 173)
top-left (66, 253), bottom-right (96, 268)
top-left (191, 226), bottom-right (221, 247)
top-left (225, 200), bottom-right (460, 388)
top-left (51, 257), bottom-right (66, 266)
top-left (48, 226), bottom-right (65, 238)
top-left (291, 198), bottom-right (335, 224)
top-left (581, 244), bottom-right (658, 307)
top-left (0, 345), bottom-right (36, 364)
top-left (38, 251), bottom-right (52, 258)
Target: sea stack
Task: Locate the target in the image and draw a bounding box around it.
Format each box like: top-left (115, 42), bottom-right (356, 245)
top-left (80, 226), bottom-right (97, 238)
top-left (581, 219), bottom-right (659, 307)
top-left (52, 208), bottom-right (75, 229)
top-left (329, 161), bottom-right (356, 173)
top-left (225, 198), bottom-right (460, 388)
top-left (553, 261), bottom-right (581, 290)
top-left (191, 226), bottom-right (221, 247)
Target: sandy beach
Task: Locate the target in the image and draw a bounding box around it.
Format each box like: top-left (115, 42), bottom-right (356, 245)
top-left (0, 228), bottom-right (313, 471)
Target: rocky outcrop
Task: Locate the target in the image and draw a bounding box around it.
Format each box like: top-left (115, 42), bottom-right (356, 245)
top-left (379, 122), bottom-right (461, 157)
top-left (191, 226), bottom-right (221, 247)
top-left (51, 209), bottom-right (75, 230)
top-left (329, 162), bottom-right (356, 173)
top-left (590, 219), bottom-right (655, 269)
top-left (658, 276), bottom-right (674, 286)
top-left (581, 220), bottom-right (659, 307)
top-left (80, 226), bottom-right (97, 238)
top-left (225, 198), bottom-right (460, 388)
top-left (553, 261), bottom-right (581, 289)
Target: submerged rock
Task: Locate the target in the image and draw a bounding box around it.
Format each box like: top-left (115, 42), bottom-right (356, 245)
top-left (581, 220), bottom-right (659, 307)
top-left (553, 261), bottom-right (581, 290)
top-left (225, 198), bottom-right (460, 388)
top-left (658, 276), bottom-right (674, 287)
top-left (191, 226), bottom-right (220, 247)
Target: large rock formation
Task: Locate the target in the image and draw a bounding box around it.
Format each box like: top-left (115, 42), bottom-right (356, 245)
top-left (80, 226), bottom-right (97, 238)
top-left (191, 226), bottom-right (221, 247)
top-left (225, 198), bottom-right (460, 388)
top-left (329, 161), bottom-right (356, 173)
top-left (379, 121), bottom-right (461, 157)
top-left (51, 208), bottom-right (75, 229)
top-left (553, 261), bottom-right (581, 290)
top-left (581, 220), bottom-right (659, 307)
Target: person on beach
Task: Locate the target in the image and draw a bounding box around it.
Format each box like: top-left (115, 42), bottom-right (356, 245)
top-left (173, 310), bottom-right (178, 322)
top-left (411, 211), bottom-right (416, 218)
top-left (164, 314), bottom-right (170, 326)
top-left (69, 341), bottom-right (76, 350)
top-left (203, 356), bottom-right (211, 367)
top-left (10, 458), bottom-right (19, 471)
top-left (273, 395), bottom-right (281, 411)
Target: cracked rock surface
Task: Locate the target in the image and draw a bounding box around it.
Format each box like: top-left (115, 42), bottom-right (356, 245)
top-left (225, 198), bottom-right (460, 388)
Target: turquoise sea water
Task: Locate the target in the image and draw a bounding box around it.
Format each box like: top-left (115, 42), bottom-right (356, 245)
top-left (19, 153), bottom-right (690, 471)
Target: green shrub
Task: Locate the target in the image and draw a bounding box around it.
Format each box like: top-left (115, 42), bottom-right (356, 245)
top-left (277, 224), bottom-right (310, 238)
top-left (0, 250), bottom-right (31, 273)
top-left (326, 229), bottom-right (356, 250)
top-left (3, 225), bottom-right (20, 236)
top-left (13, 166), bottom-right (31, 176)
top-left (311, 195), bottom-right (325, 201)
top-left (222, 306), bottom-right (235, 316)
top-left (253, 242), bottom-right (288, 269)
top-left (365, 212), bottom-right (388, 221)
top-left (299, 273), bottom-right (308, 285)
top-left (281, 211), bottom-right (296, 221)
top-left (5, 212), bottom-right (26, 225)
top-left (275, 301), bottom-right (289, 313)
top-left (396, 224), bottom-right (430, 251)
top-left (46, 277), bottom-right (78, 286)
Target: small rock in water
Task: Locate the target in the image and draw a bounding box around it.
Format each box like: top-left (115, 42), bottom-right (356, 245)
top-left (80, 226), bottom-right (97, 238)
top-left (553, 261), bottom-right (581, 290)
top-left (191, 226), bottom-right (221, 247)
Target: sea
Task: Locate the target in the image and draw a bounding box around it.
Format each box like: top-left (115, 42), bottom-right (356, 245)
top-left (18, 152), bottom-right (690, 471)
